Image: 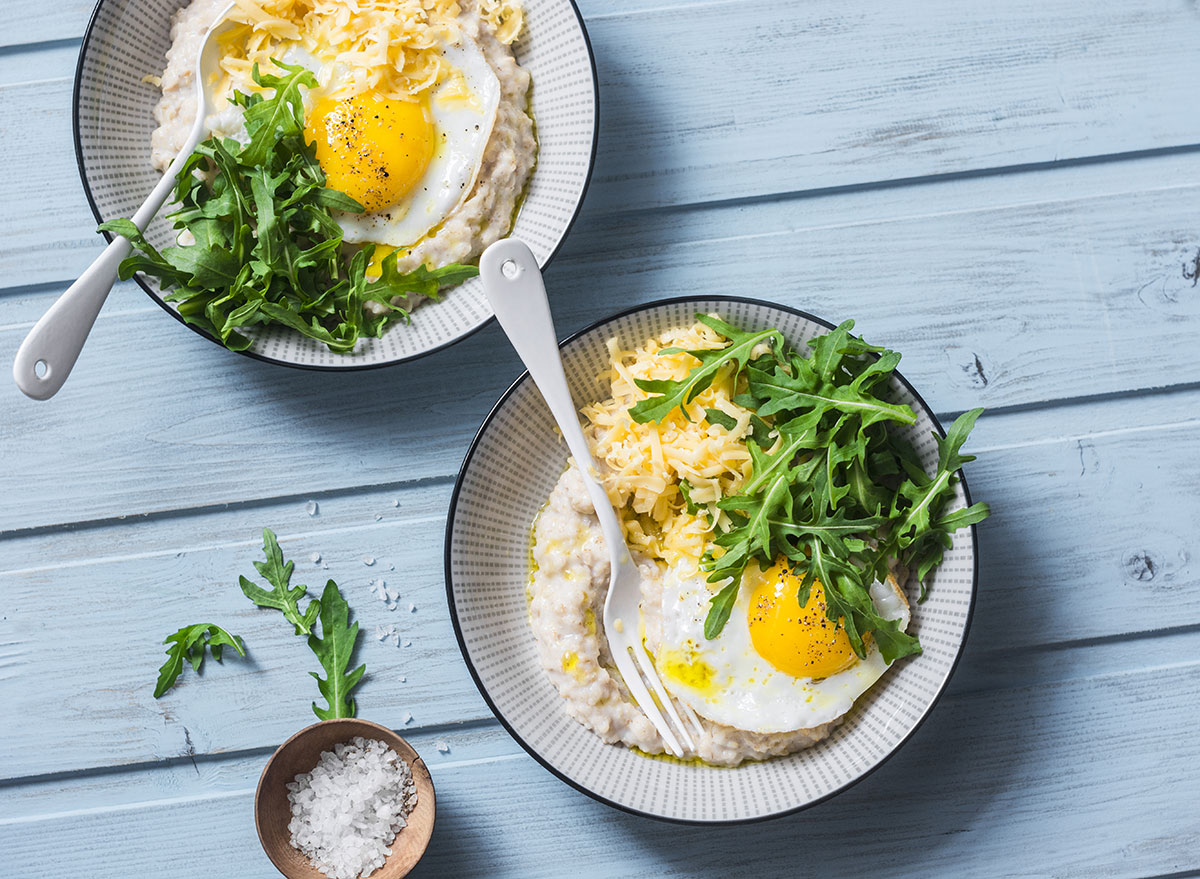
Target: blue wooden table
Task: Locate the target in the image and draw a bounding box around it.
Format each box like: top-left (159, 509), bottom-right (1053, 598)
top-left (3, 1), bottom-right (1200, 876)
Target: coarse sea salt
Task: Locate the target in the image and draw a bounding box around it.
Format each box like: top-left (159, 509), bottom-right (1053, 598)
top-left (287, 737), bottom-right (418, 879)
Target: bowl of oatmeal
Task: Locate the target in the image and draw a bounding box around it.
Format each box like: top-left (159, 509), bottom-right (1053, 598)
top-left (444, 296), bottom-right (983, 822)
top-left (73, 0), bottom-right (596, 368)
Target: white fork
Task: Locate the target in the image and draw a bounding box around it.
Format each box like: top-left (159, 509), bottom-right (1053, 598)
top-left (480, 238), bottom-right (703, 758)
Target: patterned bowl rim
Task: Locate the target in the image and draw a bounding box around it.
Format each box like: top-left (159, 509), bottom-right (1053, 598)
top-left (71, 0), bottom-right (600, 372)
top-left (443, 294), bottom-right (980, 824)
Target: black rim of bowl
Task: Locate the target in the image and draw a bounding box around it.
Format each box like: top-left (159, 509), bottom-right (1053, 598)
top-left (443, 294), bottom-right (980, 825)
top-left (71, 0), bottom-right (600, 372)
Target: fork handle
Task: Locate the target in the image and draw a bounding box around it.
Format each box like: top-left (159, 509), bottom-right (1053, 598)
top-left (479, 240), bottom-right (630, 561)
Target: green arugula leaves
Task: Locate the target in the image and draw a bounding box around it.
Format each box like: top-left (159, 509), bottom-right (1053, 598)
top-left (630, 315), bottom-right (784, 423)
top-left (634, 315), bottom-right (991, 662)
top-left (102, 61), bottom-right (478, 353)
top-left (154, 529), bottom-right (366, 719)
top-left (154, 623), bottom-right (246, 698)
top-left (237, 530), bottom-right (366, 719)
top-left (238, 528), bottom-right (320, 636)
top-left (309, 580), bottom-right (366, 720)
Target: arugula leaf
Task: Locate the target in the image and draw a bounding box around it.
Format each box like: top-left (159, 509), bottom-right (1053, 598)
top-left (678, 478), bottom-right (701, 515)
top-left (629, 315), bottom-right (783, 423)
top-left (704, 408), bottom-right (738, 431)
top-left (154, 623), bottom-right (245, 698)
top-left (103, 61), bottom-right (479, 354)
top-left (639, 317), bottom-right (990, 652)
top-left (240, 62), bottom-right (317, 165)
top-left (703, 580), bottom-right (741, 640)
top-left (308, 580), bottom-right (366, 720)
top-left (238, 528), bottom-right (320, 635)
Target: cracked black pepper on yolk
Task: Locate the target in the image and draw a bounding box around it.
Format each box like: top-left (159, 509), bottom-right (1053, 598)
top-left (747, 557), bottom-right (859, 679)
top-left (304, 91), bottom-right (435, 212)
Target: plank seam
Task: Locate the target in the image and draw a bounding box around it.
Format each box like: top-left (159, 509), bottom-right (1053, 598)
top-left (0, 473), bottom-right (458, 542)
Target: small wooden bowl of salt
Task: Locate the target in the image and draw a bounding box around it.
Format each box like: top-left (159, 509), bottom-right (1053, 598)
top-left (255, 718), bottom-right (436, 879)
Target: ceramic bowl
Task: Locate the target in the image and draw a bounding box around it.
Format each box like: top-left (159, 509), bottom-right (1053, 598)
top-left (254, 718), bottom-right (435, 878)
top-left (444, 295), bottom-right (979, 823)
top-left (73, 0), bottom-right (597, 369)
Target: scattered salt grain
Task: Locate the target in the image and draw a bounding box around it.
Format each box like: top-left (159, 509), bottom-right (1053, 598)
top-left (408, 604), bottom-right (416, 613)
top-left (401, 712), bottom-right (413, 725)
top-left (369, 579), bottom-right (400, 611)
top-left (434, 741), bottom-right (449, 753)
top-left (399, 675), bottom-right (406, 683)
top-left (310, 552), bottom-right (322, 564)
top-left (392, 499), bottom-right (400, 508)
top-left (375, 624), bottom-right (400, 648)
top-left (363, 556), bottom-right (376, 567)
top-left (306, 501), bottom-right (319, 517)
top-left (401, 639), bottom-right (411, 648)
top-left (287, 737), bottom-right (417, 879)
top-left (374, 513), bottom-right (383, 522)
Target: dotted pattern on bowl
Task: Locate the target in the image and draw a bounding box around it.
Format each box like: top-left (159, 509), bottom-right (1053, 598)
top-left (74, 0), bottom-right (597, 368)
top-left (445, 297), bottom-right (978, 823)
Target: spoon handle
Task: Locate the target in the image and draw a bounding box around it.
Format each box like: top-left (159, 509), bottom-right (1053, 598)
top-left (12, 122), bottom-right (199, 401)
top-left (12, 235), bottom-right (133, 400)
top-left (479, 239), bottom-right (629, 560)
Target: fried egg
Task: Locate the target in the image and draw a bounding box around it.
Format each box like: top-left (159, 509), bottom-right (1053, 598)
top-left (287, 37), bottom-right (500, 248)
top-left (655, 558), bottom-right (910, 733)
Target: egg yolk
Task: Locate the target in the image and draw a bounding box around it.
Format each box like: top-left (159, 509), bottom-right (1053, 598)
top-left (305, 92), bottom-right (434, 213)
top-left (748, 558), bottom-right (858, 680)
top-left (365, 243), bottom-right (398, 279)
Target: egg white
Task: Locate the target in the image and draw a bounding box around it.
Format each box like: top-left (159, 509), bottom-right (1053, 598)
top-left (316, 37), bottom-right (500, 247)
top-left (655, 563), bottom-right (911, 734)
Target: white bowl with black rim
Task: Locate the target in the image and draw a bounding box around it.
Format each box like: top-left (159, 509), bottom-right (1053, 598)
top-left (444, 296), bottom-right (980, 823)
top-left (72, 0), bottom-right (597, 369)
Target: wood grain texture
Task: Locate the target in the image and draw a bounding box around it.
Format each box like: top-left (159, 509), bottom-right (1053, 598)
top-left (3, 0), bottom-right (1199, 875)
top-left (8, 0), bottom-right (1200, 280)
top-left (4, 635), bottom-right (1199, 878)
top-left (5, 172), bottom-right (1200, 531)
top-left (5, 390), bottom-right (1199, 779)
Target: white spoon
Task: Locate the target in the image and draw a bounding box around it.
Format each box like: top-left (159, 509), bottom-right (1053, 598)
top-left (13, 2), bottom-right (236, 400)
top-left (479, 238), bottom-right (703, 758)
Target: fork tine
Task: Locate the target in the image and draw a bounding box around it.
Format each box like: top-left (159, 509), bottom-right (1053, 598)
top-left (611, 647), bottom-right (686, 757)
top-left (676, 698), bottom-right (706, 742)
top-left (629, 641), bottom-right (697, 753)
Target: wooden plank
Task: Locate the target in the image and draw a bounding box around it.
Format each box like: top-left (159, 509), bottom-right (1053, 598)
top-left (0, 481), bottom-right (493, 780)
top-left (7, 0), bottom-right (1200, 279)
top-left (5, 173), bottom-right (1200, 530)
top-left (5, 390), bottom-right (1200, 776)
top-left (4, 635), bottom-right (1198, 878)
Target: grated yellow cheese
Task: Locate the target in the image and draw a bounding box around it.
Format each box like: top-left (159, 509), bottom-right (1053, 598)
top-left (479, 0), bottom-right (523, 43)
top-left (582, 319), bottom-right (771, 572)
top-left (212, 0), bottom-right (523, 105)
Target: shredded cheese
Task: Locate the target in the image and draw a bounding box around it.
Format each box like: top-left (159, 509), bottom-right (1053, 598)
top-left (582, 320), bottom-right (765, 571)
top-left (212, 0), bottom-right (524, 105)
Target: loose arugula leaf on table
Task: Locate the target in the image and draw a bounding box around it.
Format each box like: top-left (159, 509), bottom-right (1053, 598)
top-left (238, 528), bottom-right (320, 635)
top-left (632, 314), bottom-right (990, 652)
top-left (309, 580), bottom-right (366, 720)
top-left (101, 61), bottom-right (479, 354)
top-left (154, 623), bottom-right (246, 698)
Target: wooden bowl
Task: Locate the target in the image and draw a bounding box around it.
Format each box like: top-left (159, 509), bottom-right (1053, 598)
top-left (255, 718), bottom-right (436, 879)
